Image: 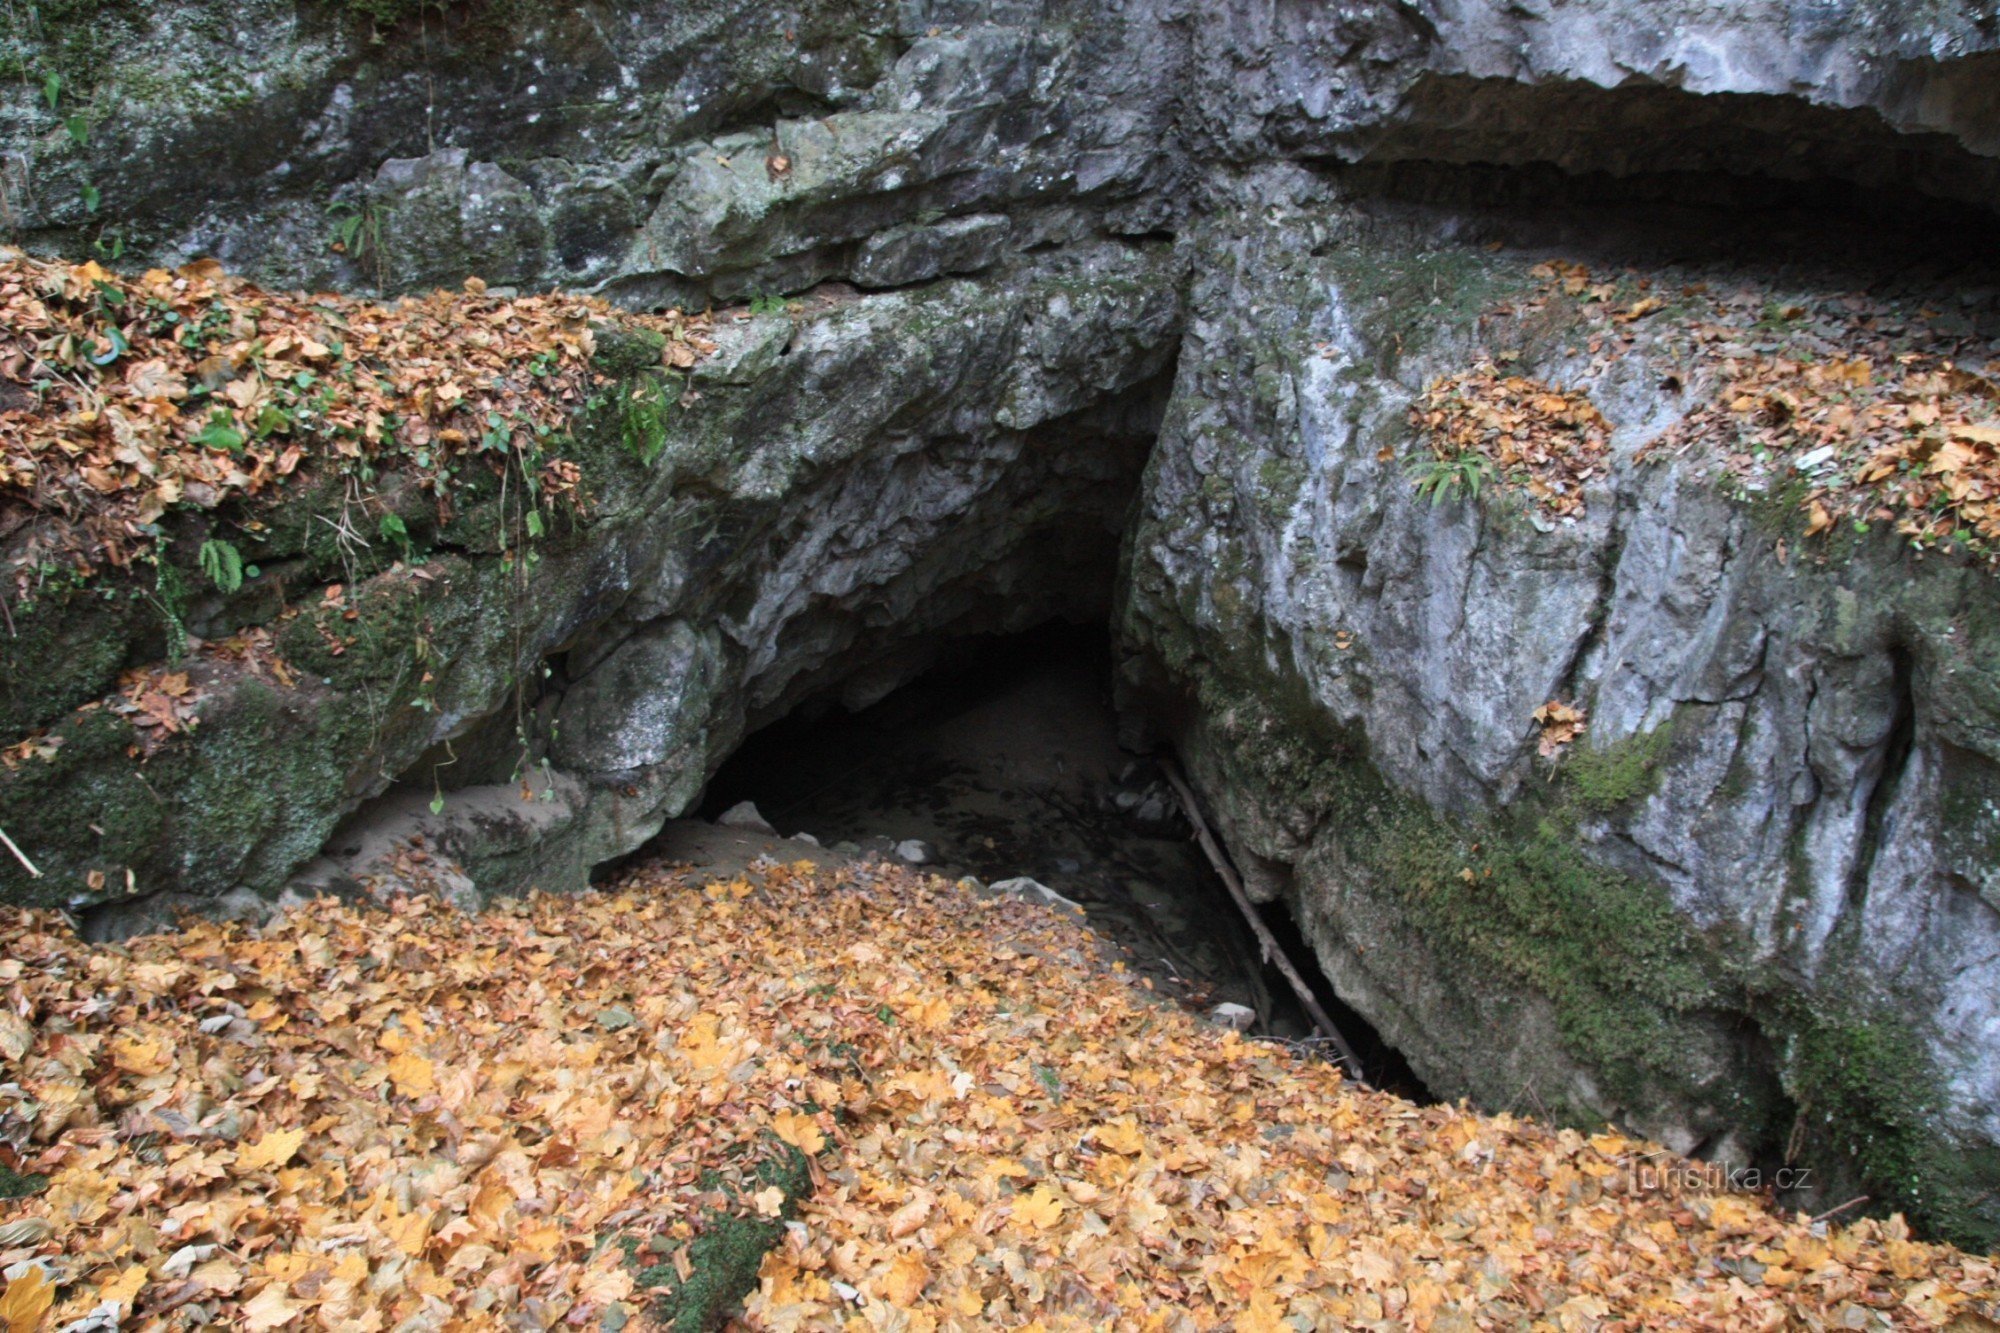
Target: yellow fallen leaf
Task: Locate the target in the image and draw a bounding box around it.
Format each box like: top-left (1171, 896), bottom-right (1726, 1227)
top-left (1093, 1117), bottom-right (1146, 1156)
top-left (0, 1267), bottom-right (54, 1333)
top-left (1239, 1289), bottom-right (1291, 1333)
top-left (1013, 1185), bottom-right (1065, 1230)
top-left (876, 1252), bottom-right (929, 1307)
top-left (238, 1282), bottom-right (299, 1331)
top-left (578, 1265), bottom-right (634, 1304)
top-left (386, 1051), bottom-right (436, 1098)
top-left (238, 1127), bottom-right (305, 1172)
top-left (886, 1191), bottom-right (932, 1238)
top-left (98, 1264), bottom-right (147, 1312)
top-left (109, 1034), bottom-right (173, 1076)
top-left (772, 1110), bottom-right (824, 1155)
top-left (516, 1224), bottom-right (565, 1264)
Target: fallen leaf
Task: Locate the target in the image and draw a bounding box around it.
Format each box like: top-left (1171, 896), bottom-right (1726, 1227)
top-left (1013, 1185), bottom-right (1065, 1230)
top-left (237, 1128), bottom-right (305, 1172)
top-left (0, 1268), bottom-right (54, 1333)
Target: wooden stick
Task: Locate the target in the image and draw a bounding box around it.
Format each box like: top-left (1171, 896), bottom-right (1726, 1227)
top-left (1811, 1196), bottom-right (1869, 1225)
top-left (0, 825), bottom-right (41, 878)
top-left (1160, 759), bottom-right (1369, 1087)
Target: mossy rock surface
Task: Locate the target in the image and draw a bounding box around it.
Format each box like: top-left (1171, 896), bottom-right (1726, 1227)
top-left (0, 1162), bottom-right (47, 1200)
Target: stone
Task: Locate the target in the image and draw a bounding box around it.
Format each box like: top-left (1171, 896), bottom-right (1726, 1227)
top-left (990, 877), bottom-right (1086, 914)
top-left (1209, 1002), bottom-right (1257, 1032)
top-left (717, 802), bottom-right (778, 836)
top-left (365, 150), bottom-right (547, 293)
top-left (553, 622), bottom-right (722, 775)
top-left (1114, 200), bottom-right (2000, 1246)
top-left (852, 215), bottom-right (1013, 289)
top-left (895, 839), bottom-right (934, 865)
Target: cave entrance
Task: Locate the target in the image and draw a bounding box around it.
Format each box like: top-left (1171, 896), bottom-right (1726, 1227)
top-left (692, 618), bottom-right (1430, 1098)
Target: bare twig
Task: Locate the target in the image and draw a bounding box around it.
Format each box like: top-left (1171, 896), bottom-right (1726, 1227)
top-left (1812, 1196), bottom-right (1869, 1224)
top-left (0, 824), bottom-right (41, 878)
top-left (1160, 758), bottom-right (1369, 1088)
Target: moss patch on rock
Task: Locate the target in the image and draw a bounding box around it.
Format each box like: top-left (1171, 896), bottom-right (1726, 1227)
top-left (1785, 1009), bottom-right (2000, 1252)
top-left (0, 1161), bottom-right (48, 1200)
top-left (1558, 717), bottom-right (1676, 812)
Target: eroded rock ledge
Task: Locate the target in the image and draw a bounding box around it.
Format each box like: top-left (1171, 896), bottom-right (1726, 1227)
top-left (4, 0), bottom-right (2000, 1249)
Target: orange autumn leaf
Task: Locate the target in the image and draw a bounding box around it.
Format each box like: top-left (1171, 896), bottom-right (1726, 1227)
top-left (385, 1051), bottom-right (435, 1098)
top-left (237, 1128), bottom-right (305, 1172)
top-left (875, 1252), bottom-right (930, 1307)
top-left (772, 1109), bottom-right (825, 1155)
top-left (1013, 1185), bottom-right (1065, 1230)
top-left (0, 1268), bottom-right (54, 1333)
top-left (0, 253), bottom-right (712, 576)
top-left (0, 854), bottom-right (1989, 1331)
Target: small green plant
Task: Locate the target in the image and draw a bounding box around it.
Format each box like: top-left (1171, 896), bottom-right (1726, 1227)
top-left (193, 410), bottom-right (246, 453)
top-left (746, 292), bottom-right (788, 316)
top-left (149, 558), bottom-right (188, 662)
top-left (197, 538), bottom-right (245, 594)
top-left (327, 199), bottom-right (391, 285)
top-left (327, 199), bottom-right (385, 258)
top-left (378, 512), bottom-right (413, 559)
top-left (619, 375), bottom-right (672, 465)
top-left (1408, 449), bottom-right (1495, 506)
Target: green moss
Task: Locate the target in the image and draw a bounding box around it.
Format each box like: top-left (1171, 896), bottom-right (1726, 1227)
top-left (628, 1137), bottom-right (812, 1332)
top-left (145, 678), bottom-right (370, 894)
top-left (1178, 657), bottom-right (1747, 1117)
top-left (0, 707), bottom-right (159, 909)
top-left (0, 1162), bottom-right (47, 1200)
top-left (0, 0), bottom-right (132, 89)
top-left (1321, 244), bottom-right (1514, 365)
top-left (1738, 473), bottom-right (1815, 540)
top-left (1366, 793), bottom-right (1726, 1107)
top-left (1785, 1013), bottom-right (2000, 1251)
top-left (329, 0), bottom-right (578, 42)
top-left (0, 570), bottom-right (145, 738)
top-left (592, 326), bottom-right (669, 380)
top-left (1560, 717), bottom-right (1675, 812)
top-left (1254, 456), bottom-right (1307, 523)
top-left (276, 575), bottom-right (428, 686)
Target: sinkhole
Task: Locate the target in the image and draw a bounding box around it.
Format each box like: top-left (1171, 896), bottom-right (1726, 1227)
top-left (684, 618), bottom-right (1430, 1099)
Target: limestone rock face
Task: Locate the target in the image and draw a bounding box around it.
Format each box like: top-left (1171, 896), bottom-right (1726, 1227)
top-left (1114, 196), bottom-right (2000, 1245)
top-left (3, 241), bottom-right (1182, 930)
top-left (13, 0), bottom-right (1993, 298)
top-left (6, 0), bottom-right (2000, 1250)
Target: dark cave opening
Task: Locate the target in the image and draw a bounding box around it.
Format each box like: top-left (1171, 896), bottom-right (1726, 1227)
top-left (693, 618), bottom-right (1431, 1097)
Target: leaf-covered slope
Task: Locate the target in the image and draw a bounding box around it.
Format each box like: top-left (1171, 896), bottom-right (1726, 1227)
top-left (0, 861), bottom-right (1993, 1330)
top-left (0, 250), bottom-right (708, 577)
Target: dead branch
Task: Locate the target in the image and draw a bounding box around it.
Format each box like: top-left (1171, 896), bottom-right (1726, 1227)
top-left (1160, 758), bottom-right (1369, 1087)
